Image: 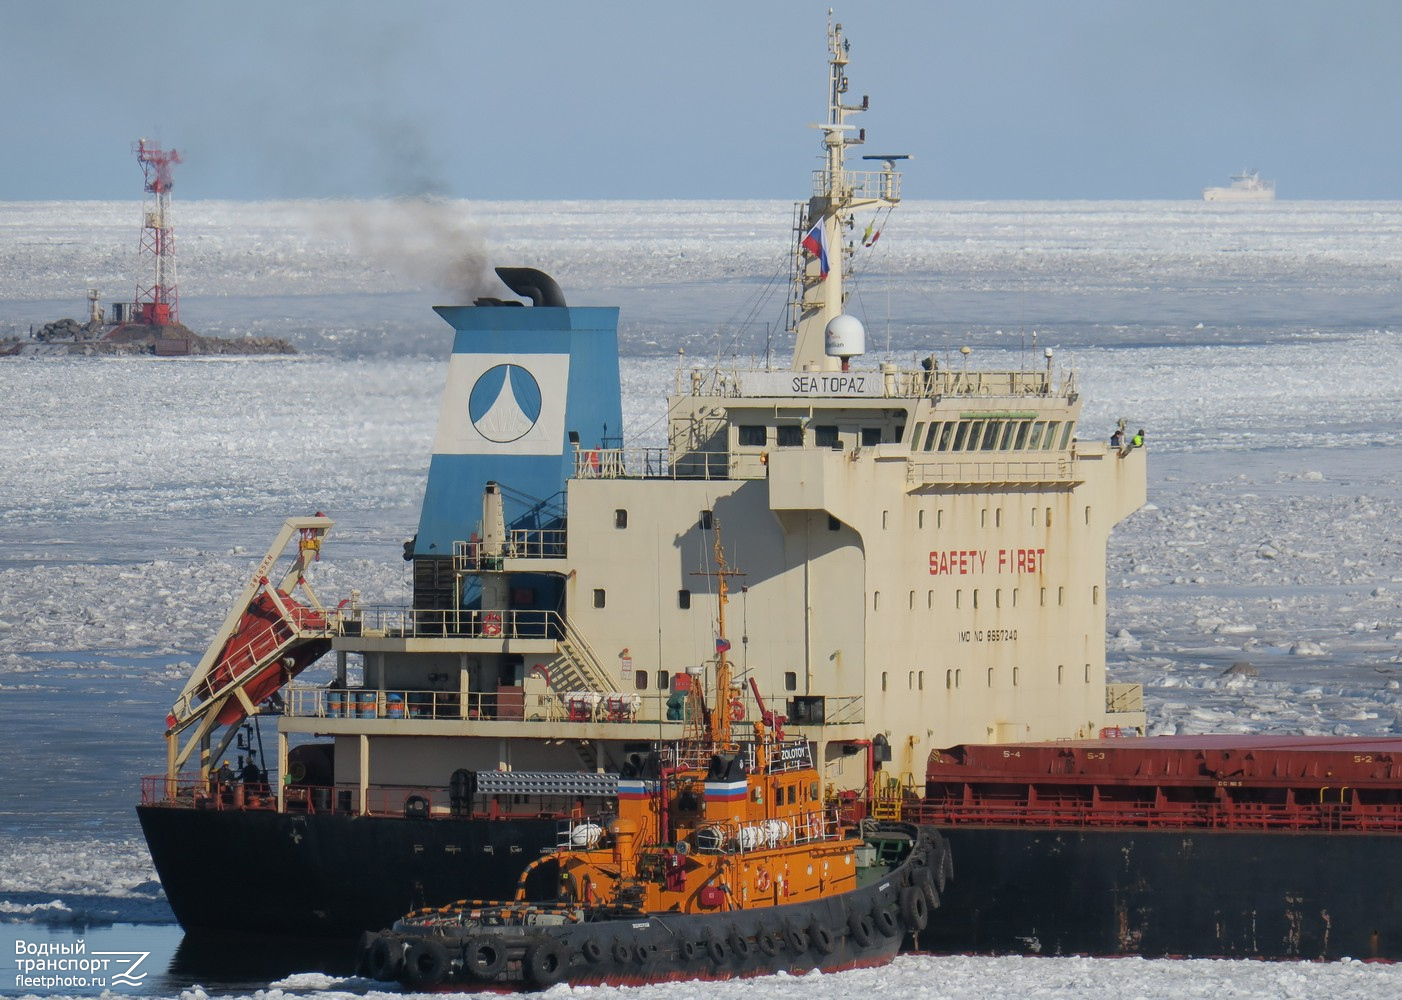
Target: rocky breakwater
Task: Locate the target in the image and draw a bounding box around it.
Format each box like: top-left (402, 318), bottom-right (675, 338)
top-left (2, 317), bottom-right (297, 357)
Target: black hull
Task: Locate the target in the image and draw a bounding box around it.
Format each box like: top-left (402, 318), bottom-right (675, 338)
top-left (141, 805), bottom-right (1402, 961)
top-left (359, 824), bottom-right (943, 990)
top-left (373, 898), bottom-right (907, 990)
top-left (928, 826), bottom-right (1402, 960)
top-left (136, 805), bottom-right (558, 937)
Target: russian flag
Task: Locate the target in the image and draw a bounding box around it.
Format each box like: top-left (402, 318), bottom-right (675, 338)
top-left (715, 636), bottom-right (731, 654)
top-left (801, 219), bottom-right (830, 279)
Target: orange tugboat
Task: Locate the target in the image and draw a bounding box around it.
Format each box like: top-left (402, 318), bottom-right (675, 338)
top-left (357, 534), bottom-right (949, 989)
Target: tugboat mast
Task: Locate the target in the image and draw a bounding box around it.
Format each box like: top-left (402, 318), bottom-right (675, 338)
top-left (789, 15), bottom-right (907, 371)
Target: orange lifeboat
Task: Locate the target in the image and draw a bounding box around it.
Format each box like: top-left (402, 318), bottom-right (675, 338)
top-left (197, 589), bottom-right (330, 726)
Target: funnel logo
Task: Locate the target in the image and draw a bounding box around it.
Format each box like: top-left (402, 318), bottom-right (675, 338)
top-left (469, 364), bottom-right (543, 443)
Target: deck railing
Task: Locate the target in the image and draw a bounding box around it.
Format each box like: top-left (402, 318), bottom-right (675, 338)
top-left (350, 606), bottom-right (560, 640)
top-left (280, 684), bottom-right (862, 729)
top-left (909, 793), bottom-right (1402, 833)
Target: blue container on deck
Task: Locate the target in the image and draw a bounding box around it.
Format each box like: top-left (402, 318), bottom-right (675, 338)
top-left (408, 693), bottom-right (432, 719)
top-left (386, 694), bottom-right (406, 719)
top-left (357, 690), bottom-right (379, 719)
top-left (326, 690), bottom-right (346, 717)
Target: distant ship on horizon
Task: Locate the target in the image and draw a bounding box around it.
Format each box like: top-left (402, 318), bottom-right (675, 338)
top-left (1203, 168), bottom-right (1275, 202)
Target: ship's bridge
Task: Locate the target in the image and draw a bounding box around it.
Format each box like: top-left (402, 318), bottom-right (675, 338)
top-left (564, 360), bottom-right (1090, 488)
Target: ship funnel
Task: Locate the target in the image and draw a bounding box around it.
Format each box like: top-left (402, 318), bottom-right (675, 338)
top-left (492, 267), bottom-right (567, 307)
top-left (824, 313), bottom-right (866, 371)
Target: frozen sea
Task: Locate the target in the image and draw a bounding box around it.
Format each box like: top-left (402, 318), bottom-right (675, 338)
top-left (1, 198), bottom-right (1401, 997)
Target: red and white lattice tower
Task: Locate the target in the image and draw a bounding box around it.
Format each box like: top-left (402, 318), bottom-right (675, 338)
top-left (133, 138), bottom-right (182, 326)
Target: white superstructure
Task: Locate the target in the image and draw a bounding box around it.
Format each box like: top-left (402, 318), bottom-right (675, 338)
top-left (167, 17), bottom-right (1148, 813)
top-left (1203, 169), bottom-right (1276, 202)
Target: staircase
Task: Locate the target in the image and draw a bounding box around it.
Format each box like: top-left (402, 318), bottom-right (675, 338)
top-left (546, 615), bottom-right (615, 694)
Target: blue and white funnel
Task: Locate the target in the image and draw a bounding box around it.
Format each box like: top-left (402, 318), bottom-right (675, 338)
top-left (413, 275), bottom-right (621, 560)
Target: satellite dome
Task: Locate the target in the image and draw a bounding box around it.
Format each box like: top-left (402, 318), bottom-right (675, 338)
top-left (824, 314), bottom-right (866, 359)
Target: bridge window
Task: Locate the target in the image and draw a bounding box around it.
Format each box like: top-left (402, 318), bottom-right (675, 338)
top-left (614, 509), bottom-right (628, 529)
top-left (784, 671), bottom-right (797, 691)
top-left (951, 421), bottom-right (969, 450)
top-left (1028, 421), bottom-right (1045, 449)
top-left (910, 422), bottom-right (925, 448)
top-left (923, 423), bottom-right (940, 450)
top-left (593, 589), bottom-right (606, 608)
top-left (862, 427), bottom-right (882, 447)
top-left (1043, 421), bottom-right (1060, 449)
top-left (738, 425), bottom-right (767, 447)
top-left (938, 422), bottom-right (956, 451)
top-left (981, 421), bottom-right (1000, 449)
top-left (1061, 423), bottom-right (1076, 448)
top-left (635, 670), bottom-right (649, 690)
top-left (964, 421), bottom-right (983, 451)
top-left (815, 425), bottom-right (839, 448)
top-left (699, 509), bottom-right (713, 530)
top-left (678, 590), bottom-right (691, 609)
top-left (778, 425), bottom-right (803, 447)
top-left (999, 422), bottom-right (1017, 450)
top-left (1014, 421), bottom-right (1031, 449)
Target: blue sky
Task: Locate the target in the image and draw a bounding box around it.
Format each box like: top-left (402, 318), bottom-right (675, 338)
top-left (3, 1), bottom-right (1399, 201)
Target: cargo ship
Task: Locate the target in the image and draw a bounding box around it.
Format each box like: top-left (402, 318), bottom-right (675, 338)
top-left (1202, 168), bottom-right (1276, 202)
top-left (137, 17), bottom-right (1391, 961)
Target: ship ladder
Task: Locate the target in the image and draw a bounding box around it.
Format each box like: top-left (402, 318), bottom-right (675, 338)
top-left (544, 615), bottom-right (615, 709)
top-left (870, 775), bottom-right (905, 821)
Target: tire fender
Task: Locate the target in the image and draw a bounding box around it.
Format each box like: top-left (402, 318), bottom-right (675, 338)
top-left (404, 938), bottom-right (450, 988)
top-left (900, 885), bottom-right (929, 932)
